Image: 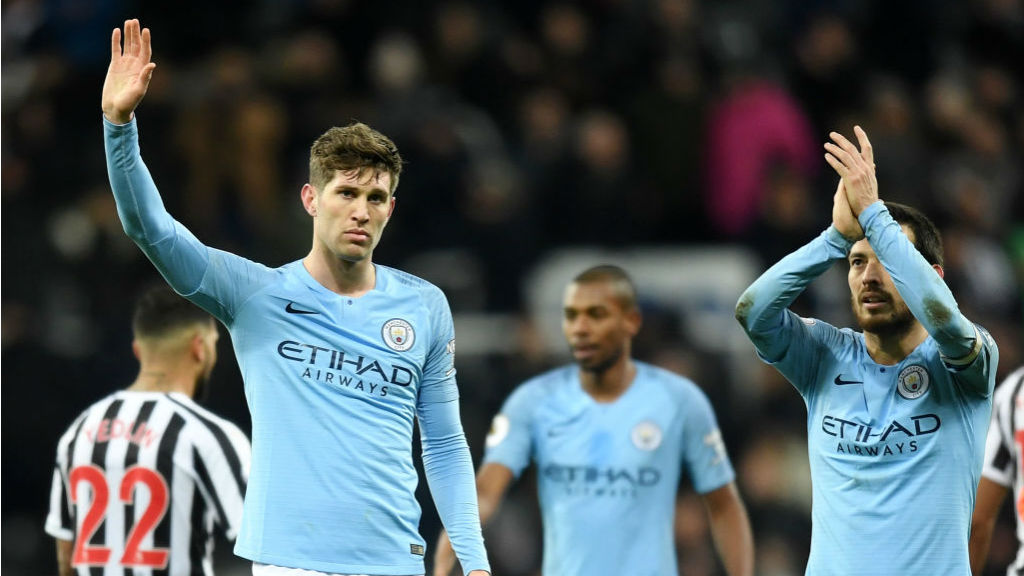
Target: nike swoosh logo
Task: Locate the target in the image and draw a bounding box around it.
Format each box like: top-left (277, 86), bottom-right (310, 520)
top-left (285, 302), bottom-right (320, 315)
top-left (834, 375), bottom-right (863, 386)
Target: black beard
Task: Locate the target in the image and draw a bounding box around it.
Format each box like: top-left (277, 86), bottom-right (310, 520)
top-left (851, 298), bottom-right (916, 337)
top-left (578, 347), bottom-right (624, 375)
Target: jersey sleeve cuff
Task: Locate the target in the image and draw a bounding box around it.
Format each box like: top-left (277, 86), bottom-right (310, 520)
top-left (857, 200), bottom-right (887, 230)
top-left (940, 325), bottom-right (983, 368)
top-left (44, 521), bottom-right (74, 541)
top-left (982, 467), bottom-right (1014, 488)
top-left (825, 226), bottom-right (854, 255)
top-left (102, 113), bottom-right (137, 131)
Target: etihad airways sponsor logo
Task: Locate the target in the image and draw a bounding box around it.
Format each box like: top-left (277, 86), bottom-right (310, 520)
top-left (277, 340), bottom-right (415, 397)
top-left (542, 463), bottom-right (662, 499)
top-left (821, 413), bottom-right (940, 457)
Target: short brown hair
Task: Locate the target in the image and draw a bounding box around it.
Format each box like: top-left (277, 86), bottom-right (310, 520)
top-left (309, 122), bottom-right (404, 192)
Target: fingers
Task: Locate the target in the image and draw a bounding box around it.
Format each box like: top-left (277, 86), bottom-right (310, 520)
top-left (141, 27), bottom-right (152, 63)
top-left (824, 129), bottom-right (875, 178)
top-left (113, 19), bottom-right (150, 63)
top-left (826, 132), bottom-right (861, 166)
top-left (828, 131), bottom-right (859, 156)
top-left (124, 20), bottom-right (134, 58)
top-left (854, 125), bottom-right (873, 166)
top-left (824, 152), bottom-right (847, 177)
top-left (138, 62), bottom-right (157, 84)
top-left (825, 129), bottom-right (873, 167)
top-left (125, 19), bottom-right (145, 58)
top-left (110, 28), bottom-right (122, 61)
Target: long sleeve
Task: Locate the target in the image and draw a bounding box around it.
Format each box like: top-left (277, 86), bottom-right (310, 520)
top-left (735, 226), bottom-right (853, 362)
top-left (418, 399), bottom-right (490, 575)
top-left (859, 201), bottom-right (980, 363)
top-left (104, 117), bottom-right (210, 295)
top-left (104, 117), bottom-right (275, 323)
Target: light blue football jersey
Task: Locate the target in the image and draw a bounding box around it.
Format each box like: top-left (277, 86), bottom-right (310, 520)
top-left (737, 203), bottom-right (999, 575)
top-left (105, 118), bottom-right (489, 576)
top-left (484, 361), bottom-right (734, 576)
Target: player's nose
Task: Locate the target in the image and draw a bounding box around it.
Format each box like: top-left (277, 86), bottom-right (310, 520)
top-left (568, 317), bottom-right (591, 335)
top-left (861, 260), bottom-right (884, 284)
top-left (350, 197), bottom-right (370, 223)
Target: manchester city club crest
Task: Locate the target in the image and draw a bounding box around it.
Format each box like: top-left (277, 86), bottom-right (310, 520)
top-left (382, 318), bottom-right (415, 351)
top-left (897, 365), bottom-right (930, 399)
top-left (631, 421), bottom-right (663, 451)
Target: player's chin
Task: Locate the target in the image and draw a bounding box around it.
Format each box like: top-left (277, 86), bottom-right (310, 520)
top-left (856, 312), bottom-right (902, 334)
top-left (336, 246), bottom-right (371, 262)
top-left (577, 354), bottom-right (614, 373)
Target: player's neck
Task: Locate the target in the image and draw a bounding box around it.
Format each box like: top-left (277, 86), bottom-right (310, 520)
top-left (579, 358), bottom-right (637, 403)
top-left (863, 321), bottom-right (929, 365)
top-left (128, 362), bottom-right (196, 397)
top-left (303, 252), bottom-right (376, 297)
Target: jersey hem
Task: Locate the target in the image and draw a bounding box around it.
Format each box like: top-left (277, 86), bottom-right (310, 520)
top-left (235, 548), bottom-right (424, 575)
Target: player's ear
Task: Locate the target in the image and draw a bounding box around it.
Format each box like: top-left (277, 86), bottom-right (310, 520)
top-left (131, 340), bottom-right (141, 361)
top-left (933, 264), bottom-right (944, 279)
top-left (190, 332), bottom-right (207, 363)
top-left (301, 183), bottom-right (318, 217)
top-left (387, 196), bottom-right (396, 219)
top-left (625, 307), bottom-right (642, 337)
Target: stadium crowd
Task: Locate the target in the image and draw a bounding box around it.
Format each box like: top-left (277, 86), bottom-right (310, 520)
top-left (3, 0), bottom-right (1022, 574)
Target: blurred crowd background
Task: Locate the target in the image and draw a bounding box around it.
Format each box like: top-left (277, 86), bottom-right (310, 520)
top-left (3, 0), bottom-right (1022, 574)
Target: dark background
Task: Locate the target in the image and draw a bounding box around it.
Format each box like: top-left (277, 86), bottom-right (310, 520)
top-left (3, 0), bottom-right (1022, 574)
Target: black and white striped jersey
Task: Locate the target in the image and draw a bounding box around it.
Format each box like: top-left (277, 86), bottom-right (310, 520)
top-left (982, 366), bottom-right (1024, 576)
top-left (45, 391), bottom-right (251, 576)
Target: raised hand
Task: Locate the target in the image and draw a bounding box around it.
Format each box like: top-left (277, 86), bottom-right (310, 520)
top-left (823, 125), bottom-right (877, 216)
top-left (102, 19), bottom-right (156, 124)
top-left (831, 179), bottom-right (863, 242)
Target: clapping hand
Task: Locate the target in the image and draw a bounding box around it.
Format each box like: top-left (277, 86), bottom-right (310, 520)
top-left (824, 126), bottom-right (878, 217)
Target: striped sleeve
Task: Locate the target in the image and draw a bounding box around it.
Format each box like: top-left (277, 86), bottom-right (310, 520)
top-left (44, 411), bottom-right (90, 540)
top-left (982, 368), bottom-right (1024, 486)
top-left (44, 467), bottom-right (73, 540)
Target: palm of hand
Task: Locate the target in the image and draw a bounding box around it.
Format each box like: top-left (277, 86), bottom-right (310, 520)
top-left (104, 63), bottom-right (143, 105)
top-left (101, 22), bottom-right (154, 123)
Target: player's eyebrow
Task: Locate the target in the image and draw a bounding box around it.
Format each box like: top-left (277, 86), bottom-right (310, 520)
top-left (848, 248), bottom-right (870, 261)
top-left (331, 183), bottom-right (390, 197)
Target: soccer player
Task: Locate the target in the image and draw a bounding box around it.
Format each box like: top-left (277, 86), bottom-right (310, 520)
top-left (101, 20), bottom-right (489, 576)
top-left (970, 365), bottom-right (1024, 575)
top-left (735, 126), bottom-right (999, 573)
top-left (432, 265), bottom-right (754, 576)
top-left (45, 285), bottom-right (251, 576)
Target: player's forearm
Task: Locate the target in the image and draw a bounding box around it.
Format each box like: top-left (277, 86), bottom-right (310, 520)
top-left (55, 539), bottom-right (73, 576)
top-left (419, 400), bottom-right (490, 575)
top-left (736, 226), bottom-right (850, 357)
top-left (105, 116), bottom-right (175, 244)
top-left (968, 520), bottom-right (995, 575)
top-left (104, 117), bottom-right (209, 293)
top-left (970, 477), bottom-right (1010, 574)
top-left (706, 487), bottom-right (754, 576)
top-left (860, 202), bottom-right (976, 358)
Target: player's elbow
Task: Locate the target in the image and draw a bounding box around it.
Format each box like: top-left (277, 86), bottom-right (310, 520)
top-left (734, 291), bottom-right (754, 329)
top-left (119, 217), bottom-right (146, 243)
